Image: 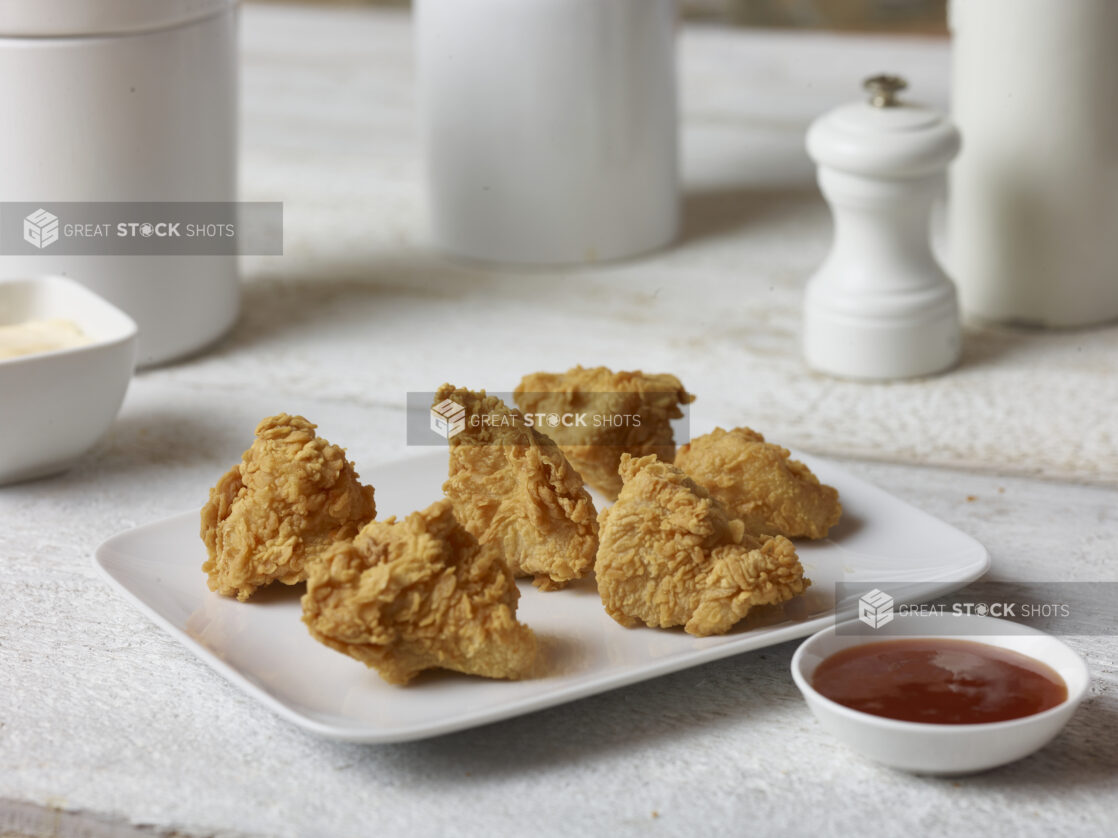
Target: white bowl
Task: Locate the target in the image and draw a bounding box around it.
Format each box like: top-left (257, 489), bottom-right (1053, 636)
top-left (791, 613), bottom-right (1089, 775)
top-left (0, 275), bottom-right (137, 484)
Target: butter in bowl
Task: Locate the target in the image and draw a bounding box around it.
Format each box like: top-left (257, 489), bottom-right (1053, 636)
top-left (0, 275), bottom-right (137, 485)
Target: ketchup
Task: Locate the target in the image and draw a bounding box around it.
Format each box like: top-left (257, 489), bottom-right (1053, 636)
top-left (812, 638), bottom-right (1067, 724)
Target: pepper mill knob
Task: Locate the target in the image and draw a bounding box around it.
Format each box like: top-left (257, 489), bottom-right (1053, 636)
top-left (864, 74), bottom-right (907, 108)
top-left (803, 75), bottom-right (962, 380)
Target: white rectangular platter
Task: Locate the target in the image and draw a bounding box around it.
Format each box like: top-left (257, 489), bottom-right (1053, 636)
top-left (95, 449), bottom-right (989, 743)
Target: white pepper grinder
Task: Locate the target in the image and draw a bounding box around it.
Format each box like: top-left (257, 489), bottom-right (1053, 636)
top-left (803, 76), bottom-right (961, 380)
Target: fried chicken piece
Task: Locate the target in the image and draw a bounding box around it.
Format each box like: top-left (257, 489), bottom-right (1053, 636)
top-left (301, 499), bottom-right (537, 685)
top-left (514, 365), bottom-right (695, 500)
top-left (437, 384), bottom-right (598, 591)
top-left (596, 454), bottom-right (809, 637)
top-left (200, 414), bottom-right (376, 601)
top-left (675, 427), bottom-right (842, 540)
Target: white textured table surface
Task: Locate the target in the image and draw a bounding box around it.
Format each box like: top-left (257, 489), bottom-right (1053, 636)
top-left (2, 5), bottom-right (1116, 837)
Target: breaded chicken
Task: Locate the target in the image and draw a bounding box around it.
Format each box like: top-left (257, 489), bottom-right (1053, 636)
top-left (200, 414), bottom-right (376, 601)
top-left (675, 427), bottom-right (841, 540)
top-left (514, 365), bottom-right (695, 500)
top-left (301, 499), bottom-right (537, 685)
top-left (596, 454), bottom-right (809, 636)
top-left (437, 384), bottom-right (598, 591)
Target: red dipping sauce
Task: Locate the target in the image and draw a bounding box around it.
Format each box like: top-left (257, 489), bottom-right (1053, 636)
top-left (812, 638), bottom-right (1067, 724)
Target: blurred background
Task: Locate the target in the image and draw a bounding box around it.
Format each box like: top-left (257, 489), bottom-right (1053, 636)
top-left (258, 0), bottom-right (949, 36)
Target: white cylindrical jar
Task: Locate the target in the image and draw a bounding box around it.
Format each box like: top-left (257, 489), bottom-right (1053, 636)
top-left (416, 0), bottom-right (679, 265)
top-left (0, 0), bottom-right (239, 366)
top-left (949, 0), bottom-right (1118, 327)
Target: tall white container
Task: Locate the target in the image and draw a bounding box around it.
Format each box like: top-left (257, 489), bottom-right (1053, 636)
top-left (416, 0), bottom-right (679, 265)
top-left (0, 0), bottom-right (239, 365)
top-left (949, 0), bottom-right (1118, 327)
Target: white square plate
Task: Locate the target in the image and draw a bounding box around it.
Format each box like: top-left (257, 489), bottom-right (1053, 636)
top-left (94, 450), bottom-right (989, 743)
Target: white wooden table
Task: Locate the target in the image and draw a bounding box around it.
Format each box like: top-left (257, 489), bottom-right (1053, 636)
top-left (2, 5), bottom-right (1115, 837)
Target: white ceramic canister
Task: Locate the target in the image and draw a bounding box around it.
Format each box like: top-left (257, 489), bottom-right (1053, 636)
top-left (949, 0), bottom-right (1118, 327)
top-left (0, 0), bottom-right (239, 366)
top-left (416, 0), bottom-right (679, 265)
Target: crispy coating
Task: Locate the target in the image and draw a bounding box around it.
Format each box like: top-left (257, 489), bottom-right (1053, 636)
top-left (437, 384), bottom-right (598, 591)
top-left (514, 365), bottom-right (695, 500)
top-left (301, 499), bottom-right (537, 685)
top-left (200, 414), bottom-right (376, 601)
top-left (596, 454), bottom-right (809, 637)
top-left (675, 427), bottom-right (842, 540)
